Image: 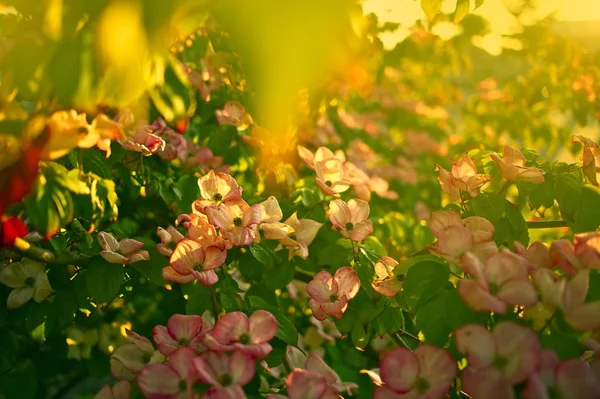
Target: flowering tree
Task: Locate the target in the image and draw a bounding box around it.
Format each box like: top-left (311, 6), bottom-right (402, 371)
top-left (1, 0), bottom-right (600, 398)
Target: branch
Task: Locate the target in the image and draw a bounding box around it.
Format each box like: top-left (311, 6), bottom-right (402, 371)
top-left (294, 270), bottom-right (314, 283)
top-left (526, 220), bottom-right (569, 229)
top-left (12, 238), bottom-right (92, 266)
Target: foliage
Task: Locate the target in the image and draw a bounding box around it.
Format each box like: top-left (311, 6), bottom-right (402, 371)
top-left (1, 0), bottom-right (600, 398)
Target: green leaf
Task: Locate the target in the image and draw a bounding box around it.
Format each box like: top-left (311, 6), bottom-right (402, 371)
top-left (474, 0), bottom-right (484, 9)
top-left (186, 284), bottom-right (212, 315)
top-left (421, 0), bottom-right (443, 21)
top-left (504, 200), bottom-right (529, 247)
top-left (453, 0), bottom-right (470, 23)
top-left (588, 271), bottom-right (600, 302)
top-left (395, 255), bottom-right (446, 276)
top-left (247, 296), bottom-right (298, 345)
top-left (441, 288), bottom-right (486, 330)
top-left (85, 258), bottom-right (124, 304)
top-left (334, 308), bottom-right (359, 334)
top-left (415, 295), bottom-right (450, 346)
top-left (265, 337), bottom-right (287, 368)
top-left (471, 192), bottom-right (505, 223)
top-left (529, 174), bottom-right (555, 208)
top-left (362, 236), bottom-right (387, 257)
top-left (300, 187), bottom-right (323, 208)
top-left (26, 302), bottom-right (55, 342)
top-left (238, 253), bottom-right (264, 282)
top-left (264, 261), bottom-right (295, 289)
top-left (376, 307), bottom-right (405, 335)
top-left (0, 359), bottom-right (38, 399)
top-left (555, 171), bottom-right (582, 223)
top-left (249, 244), bottom-right (275, 269)
top-left (351, 322), bottom-right (369, 349)
top-left (403, 261), bottom-right (450, 312)
top-left (220, 289), bottom-right (243, 313)
top-left (572, 185), bottom-right (600, 233)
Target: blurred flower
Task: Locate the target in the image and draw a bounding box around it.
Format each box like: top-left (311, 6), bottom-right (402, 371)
top-left (435, 153), bottom-right (489, 198)
top-left (66, 326), bottom-right (98, 360)
top-left (164, 239), bottom-right (226, 286)
top-left (297, 146), bottom-right (346, 170)
top-left (489, 145), bottom-right (544, 184)
top-left (307, 266), bottom-right (360, 320)
top-left (152, 314), bottom-right (211, 356)
top-left (258, 196), bottom-right (294, 240)
top-left (0, 215), bottom-right (27, 247)
top-left (156, 226), bottom-right (185, 257)
top-left (523, 350), bottom-right (600, 399)
top-left (193, 350), bottom-right (256, 397)
top-left (371, 256), bottom-right (403, 297)
top-left (156, 128), bottom-right (187, 161)
top-left (271, 369), bottom-right (341, 399)
top-left (514, 241), bottom-right (553, 270)
top-left (194, 171), bottom-right (243, 212)
top-left (402, 131), bottom-right (442, 157)
top-left (119, 121), bottom-right (166, 155)
top-left (315, 159), bottom-right (351, 195)
top-left (550, 232), bottom-right (600, 275)
top-left (97, 232), bottom-right (150, 265)
top-left (454, 322), bottom-right (541, 398)
top-left (137, 347), bottom-right (198, 399)
top-left (572, 135), bottom-right (600, 186)
top-left (457, 251), bottom-right (537, 314)
top-left (205, 310), bottom-right (278, 359)
top-left (373, 345), bottom-right (457, 399)
top-left (0, 258), bottom-right (52, 309)
top-left (328, 198), bottom-right (373, 242)
top-left (216, 101), bottom-right (253, 130)
top-left (205, 203), bottom-right (262, 246)
top-left (111, 330), bottom-right (165, 381)
top-left (277, 213), bottom-right (323, 260)
top-left (93, 381), bottom-right (131, 399)
top-left (429, 211), bottom-right (497, 264)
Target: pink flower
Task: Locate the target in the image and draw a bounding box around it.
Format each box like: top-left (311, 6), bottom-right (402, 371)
top-left (205, 310), bottom-right (278, 359)
top-left (274, 369), bottom-right (341, 399)
top-left (258, 196), bottom-right (294, 241)
top-left (514, 241), bottom-right (553, 270)
top-left (435, 153), bottom-right (489, 198)
top-left (307, 267), bottom-right (360, 320)
top-left (97, 232), bottom-right (150, 265)
top-left (550, 233), bottom-right (600, 275)
top-left (297, 146), bottom-right (345, 170)
top-left (490, 146), bottom-right (544, 184)
top-left (428, 211), bottom-right (497, 263)
top-left (304, 352), bottom-right (357, 395)
top-left (559, 270), bottom-right (600, 331)
top-left (119, 122), bottom-right (166, 155)
top-left (371, 256), bottom-right (403, 297)
top-left (179, 213), bottom-right (227, 251)
top-left (523, 351), bottom-right (600, 399)
top-left (111, 330), bottom-right (166, 381)
top-left (94, 381), bottom-right (131, 399)
top-left (193, 171), bottom-right (243, 212)
top-left (163, 239), bottom-right (227, 286)
top-left (137, 347), bottom-right (198, 399)
top-left (315, 159), bottom-right (351, 195)
top-left (152, 314), bottom-right (211, 356)
top-left (156, 226), bottom-right (185, 257)
top-left (454, 322), bottom-right (541, 398)
top-left (205, 203), bottom-right (262, 246)
top-left (216, 101), bottom-right (253, 130)
top-left (157, 128), bottom-right (188, 161)
top-left (277, 212), bottom-right (323, 260)
top-left (192, 350), bottom-right (256, 397)
top-left (457, 251), bottom-right (538, 314)
top-left (374, 345), bottom-right (457, 399)
top-left (328, 198), bottom-right (373, 242)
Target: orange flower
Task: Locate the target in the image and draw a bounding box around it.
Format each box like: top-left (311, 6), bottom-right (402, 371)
top-left (573, 135), bottom-right (600, 186)
top-left (489, 145), bottom-right (544, 184)
top-left (435, 153), bottom-right (489, 198)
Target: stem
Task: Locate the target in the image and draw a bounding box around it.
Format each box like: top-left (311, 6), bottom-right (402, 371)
top-left (12, 238), bottom-right (92, 266)
top-left (539, 312), bottom-right (556, 335)
top-left (209, 288), bottom-right (220, 319)
top-left (527, 220), bottom-right (568, 229)
top-left (78, 149), bottom-right (84, 176)
top-left (496, 181), bottom-right (511, 195)
top-left (391, 333), bottom-right (413, 351)
top-left (350, 240), bottom-right (360, 263)
top-left (294, 270), bottom-right (314, 283)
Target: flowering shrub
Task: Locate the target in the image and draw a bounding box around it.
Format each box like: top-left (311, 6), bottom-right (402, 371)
top-left (1, 1), bottom-right (600, 399)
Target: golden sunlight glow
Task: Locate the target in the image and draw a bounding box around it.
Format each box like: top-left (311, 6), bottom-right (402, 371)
top-left (365, 0), bottom-right (600, 54)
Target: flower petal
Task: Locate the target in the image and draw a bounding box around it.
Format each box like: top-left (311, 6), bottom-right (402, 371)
top-left (249, 310), bottom-right (278, 343)
top-left (209, 312), bottom-right (250, 345)
top-left (379, 347), bottom-right (419, 393)
top-left (334, 266), bottom-right (360, 299)
top-left (136, 364), bottom-right (180, 397)
top-left (454, 324), bottom-right (495, 369)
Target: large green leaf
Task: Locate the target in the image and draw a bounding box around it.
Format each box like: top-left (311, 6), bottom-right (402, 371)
top-left (471, 192), bottom-right (505, 223)
top-left (85, 258), bottom-right (124, 304)
top-left (403, 261), bottom-right (450, 312)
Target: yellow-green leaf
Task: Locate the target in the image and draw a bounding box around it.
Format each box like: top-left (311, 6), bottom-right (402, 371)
top-left (453, 0), bottom-right (470, 24)
top-left (421, 0), bottom-right (443, 21)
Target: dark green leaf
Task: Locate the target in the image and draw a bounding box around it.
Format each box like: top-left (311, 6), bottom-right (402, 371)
top-left (85, 258), bottom-right (124, 304)
top-left (415, 295), bottom-right (450, 346)
top-left (186, 284), bottom-right (212, 315)
top-left (471, 193), bottom-right (505, 223)
top-left (403, 261), bottom-right (450, 312)
top-left (351, 322), bottom-right (368, 349)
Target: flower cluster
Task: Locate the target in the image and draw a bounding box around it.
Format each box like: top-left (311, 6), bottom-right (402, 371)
top-left (105, 310), bottom-right (277, 399)
top-left (298, 145), bottom-right (398, 201)
top-left (159, 171), bottom-right (323, 286)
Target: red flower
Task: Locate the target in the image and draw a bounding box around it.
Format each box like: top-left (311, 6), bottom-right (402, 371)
top-left (0, 215), bottom-right (28, 247)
